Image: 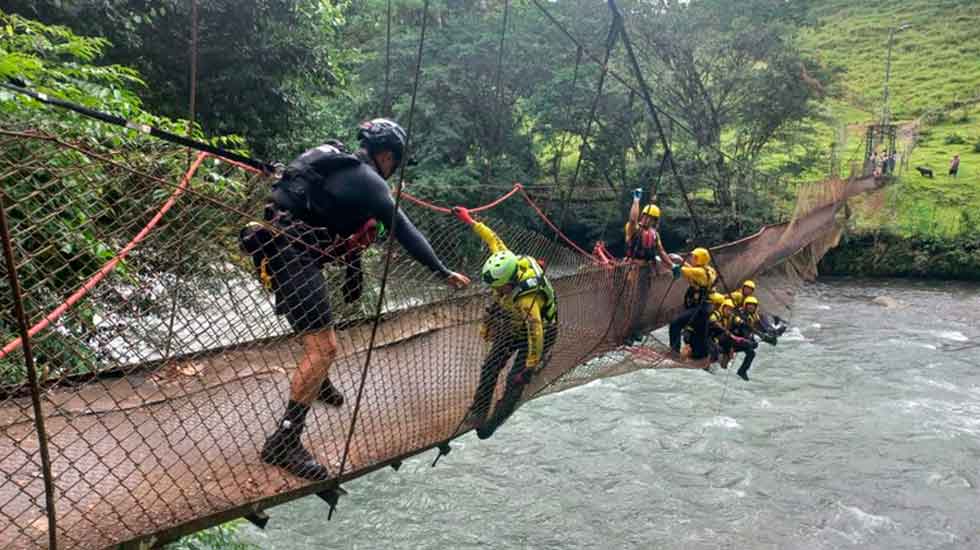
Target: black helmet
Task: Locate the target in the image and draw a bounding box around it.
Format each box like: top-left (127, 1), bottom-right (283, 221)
top-left (357, 118), bottom-right (407, 164)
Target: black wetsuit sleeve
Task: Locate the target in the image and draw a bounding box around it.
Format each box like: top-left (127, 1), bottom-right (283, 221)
top-left (356, 171), bottom-right (451, 277)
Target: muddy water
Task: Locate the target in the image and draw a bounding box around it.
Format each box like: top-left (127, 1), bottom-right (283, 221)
top-left (242, 278), bottom-right (980, 549)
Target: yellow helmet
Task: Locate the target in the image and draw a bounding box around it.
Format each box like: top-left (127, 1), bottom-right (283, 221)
top-left (742, 280), bottom-right (756, 290)
top-left (744, 296), bottom-right (759, 307)
top-left (691, 247), bottom-right (711, 267)
top-left (722, 299), bottom-right (735, 310)
top-left (641, 204), bottom-right (661, 218)
top-left (709, 292), bottom-right (726, 306)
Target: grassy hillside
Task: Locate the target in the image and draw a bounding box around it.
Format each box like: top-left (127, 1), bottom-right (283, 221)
top-left (796, 0), bottom-right (980, 240)
top-left (801, 0), bottom-right (980, 120)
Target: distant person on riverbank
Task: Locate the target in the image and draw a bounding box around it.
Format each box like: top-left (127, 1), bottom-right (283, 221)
top-left (949, 154), bottom-right (960, 177)
top-left (241, 118), bottom-right (470, 481)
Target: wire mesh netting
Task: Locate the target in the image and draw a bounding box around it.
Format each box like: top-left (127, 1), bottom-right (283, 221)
top-left (0, 127), bottom-right (881, 549)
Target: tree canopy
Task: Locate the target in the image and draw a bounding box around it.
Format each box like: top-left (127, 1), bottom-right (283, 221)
top-left (2, 0), bottom-right (835, 247)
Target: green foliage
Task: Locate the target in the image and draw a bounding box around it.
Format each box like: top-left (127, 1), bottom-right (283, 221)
top-left (799, 0), bottom-right (980, 121)
top-left (821, 231), bottom-right (980, 280)
top-left (944, 132), bottom-right (967, 145)
top-left (164, 521), bottom-right (259, 550)
top-left (793, 0), bottom-right (980, 246)
top-left (0, 11), bottom-right (255, 383)
top-left (4, 1), bottom-right (354, 159)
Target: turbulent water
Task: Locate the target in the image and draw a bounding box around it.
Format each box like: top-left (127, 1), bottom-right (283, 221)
top-left (241, 278), bottom-right (980, 549)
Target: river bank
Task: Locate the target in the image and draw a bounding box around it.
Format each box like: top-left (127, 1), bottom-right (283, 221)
top-left (819, 231), bottom-right (980, 280)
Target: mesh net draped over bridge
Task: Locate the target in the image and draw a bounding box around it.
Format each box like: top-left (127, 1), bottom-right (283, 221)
top-left (0, 127), bottom-right (879, 549)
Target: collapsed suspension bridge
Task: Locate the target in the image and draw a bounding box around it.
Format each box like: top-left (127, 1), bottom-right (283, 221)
top-left (0, 1), bottom-right (890, 547)
top-left (0, 123), bottom-right (881, 549)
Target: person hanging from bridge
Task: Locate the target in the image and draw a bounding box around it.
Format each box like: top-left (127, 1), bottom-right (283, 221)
top-left (624, 188), bottom-right (673, 270)
top-left (623, 188), bottom-right (676, 342)
top-left (240, 118), bottom-right (471, 480)
top-left (702, 292), bottom-right (729, 363)
top-left (729, 279), bottom-right (786, 341)
top-left (452, 206), bottom-right (558, 440)
top-left (728, 279), bottom-right (756, 308)
top-left (739, 295), bottom-right (785, 347)
top-left (668, 247), bottom-right (717, 364)
top-left (711, 298), bottom-right (758, 380)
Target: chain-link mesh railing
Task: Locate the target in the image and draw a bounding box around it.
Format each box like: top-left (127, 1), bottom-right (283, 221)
top-left (0, 127), bottom-right (881, 549)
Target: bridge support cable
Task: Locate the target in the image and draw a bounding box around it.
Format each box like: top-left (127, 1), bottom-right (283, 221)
top-left (556, 14), bottom-right (622, 233)
top-left (334, 0), bottom-right (433, 505)
top-left (383, 0), bottom-right (393, 116)
top-left (0, 81), bottom-right (277, 174)
top-left (608, 0), bottom-right (736, 292)
top-left (0, 199), bottom-right (58, 549)
top-left (164, 0), bottom-right (201, 362)
top-left (550, 45), bottom-right (583, 189)
top-left (483, 0), bottom-right (511, 194)
top-left (529, 0), bottom-right (793, 215)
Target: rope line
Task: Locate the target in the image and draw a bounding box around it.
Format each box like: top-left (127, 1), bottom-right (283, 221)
top-left (0, 81), bottom-right (276, 174)
top-left (518, 187), bottom-right (594, 258)
top-left (557, 13), bottom-right (621, 231)
top-left (336, 0), bottom-right (432, 484)
top-left (399, 183), bottom-right (523, 214)
top-left (528, 0), bottom-right (792, 200)
top-left (0, 153), bottom-right (206, 361)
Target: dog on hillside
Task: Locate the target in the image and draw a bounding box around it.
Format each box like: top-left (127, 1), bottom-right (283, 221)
top-left (915, 166), bottom-right (934, 178)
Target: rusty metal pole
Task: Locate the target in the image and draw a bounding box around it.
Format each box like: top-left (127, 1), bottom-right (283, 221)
top-left (0, 195), bottom-right (58, 549)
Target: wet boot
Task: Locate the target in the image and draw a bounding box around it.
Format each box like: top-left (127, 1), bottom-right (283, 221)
top-left (261, 401), bottom-right (331, 481)
top-left (737, 347), bottom-right (755, 381)
top-left (476, 369), bottom-right (529, 440)
top-left (317, 378), bottom-right (345, 407)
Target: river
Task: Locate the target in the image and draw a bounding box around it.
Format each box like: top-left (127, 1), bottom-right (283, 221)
top-left (241, 278), bottom-right (980, 549)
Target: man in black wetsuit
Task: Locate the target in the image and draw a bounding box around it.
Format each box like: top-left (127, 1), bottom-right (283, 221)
top-left (244, 118), bottom-right (470, 481)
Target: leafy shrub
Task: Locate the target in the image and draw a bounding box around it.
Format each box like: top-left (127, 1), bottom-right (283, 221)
top-left (0, 11), bottom-right (254, 384)
top-left (944, 133), bottom-right (967, 145)
top-left (164, 521), bottom-right (259, 550)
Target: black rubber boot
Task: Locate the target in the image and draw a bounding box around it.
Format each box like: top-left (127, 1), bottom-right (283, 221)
top-left (317, 378), bottom-right (345, 407)
top-left (261, 421), bottom-right (331, 481)
top-left (476, 372), bottom-right (528, 440)
top-left (737, 366), bottom-right (750, 381)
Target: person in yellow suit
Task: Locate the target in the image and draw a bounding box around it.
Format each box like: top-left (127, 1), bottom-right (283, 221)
top-left (728, 279), bottom-right (756, 308)
top-left (452, 207), bottom-right (558, 439)
top-left (668, 247), bottom-right (718, 362)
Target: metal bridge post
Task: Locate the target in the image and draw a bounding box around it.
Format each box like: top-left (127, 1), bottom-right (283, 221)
top-left (0, 195), bottom-right (58, 549)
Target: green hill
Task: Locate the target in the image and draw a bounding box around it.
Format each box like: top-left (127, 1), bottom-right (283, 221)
top-left (798, 0), bottom-right (980, 243)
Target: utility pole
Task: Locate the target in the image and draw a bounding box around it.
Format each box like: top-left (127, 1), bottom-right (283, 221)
top-left (880, 23), bottom-right (912, 127)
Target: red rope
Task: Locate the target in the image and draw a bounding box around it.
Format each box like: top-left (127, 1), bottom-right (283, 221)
top-left (399, 192), bottom-right (451, 214)
top-left (0, 153), bottom-right (206, 361)
top-left (217, 155), bottom-right (523, 216)
top-left (171, 155), bottom-right (594, 266)
top-left (517, 186), bottom-right (593, 258)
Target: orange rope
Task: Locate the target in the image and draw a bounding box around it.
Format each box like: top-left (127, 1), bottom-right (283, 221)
top-left (0, 152), bottom-right (206, 360)
top-left (517, 187), bottom-right (593, 258)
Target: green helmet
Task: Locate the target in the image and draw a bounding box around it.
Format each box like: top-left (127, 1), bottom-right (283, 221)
top-left (481, 250), bottom-right (518, 287)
